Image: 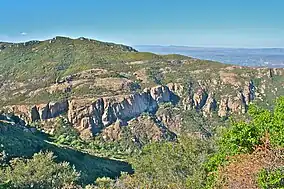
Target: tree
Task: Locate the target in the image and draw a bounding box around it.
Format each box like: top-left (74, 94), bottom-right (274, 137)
top-left (119, 136), bottom-right (211, 189)
top-left (0, 151), bottom-right (80, 189)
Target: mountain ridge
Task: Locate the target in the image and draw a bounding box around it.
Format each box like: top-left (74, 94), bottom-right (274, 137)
top-left (0, 36), bottom-right (137, 51)
top-left (1, 36), bottom-right (284, 188)
top-left (1, 37), bottom-right (284, 141)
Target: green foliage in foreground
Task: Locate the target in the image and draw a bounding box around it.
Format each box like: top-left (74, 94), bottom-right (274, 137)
top-left (0, 122), bottom-right (133, 187)
top-left (0, 151), bottom-right (79, 189)
top-left (205, 97), bottom-right (284, 187)
top-left (0, 181), bottom-right (11, 189)
top-left (1, 96), bottom-right (284, 188)
top-left (115, 136), bottom-right (213, 189)
top-left (113, 96), bottom-right (284, 189)
top-left (257, 167), bottom-right (284, 189)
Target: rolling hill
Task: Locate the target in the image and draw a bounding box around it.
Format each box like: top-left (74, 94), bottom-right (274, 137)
top-left (1, 36), bottom-right (284, 188)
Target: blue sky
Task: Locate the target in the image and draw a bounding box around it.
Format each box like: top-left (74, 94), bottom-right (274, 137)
top-left (1, 0), bottom-right (284, 47)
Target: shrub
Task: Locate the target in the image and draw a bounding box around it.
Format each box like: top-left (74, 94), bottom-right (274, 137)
top-left (124, 136), bottom-right (212, 189)
top-left (257, 167), bottom-right (284, 189)
top-left (0, 151), bottom-right (80, 189)
top-left (95, 177), bottom-right (114, 188)
top-left (208, 97), bottom-right (284, 169)
top-left (205, 97), bottom-right (284, 188)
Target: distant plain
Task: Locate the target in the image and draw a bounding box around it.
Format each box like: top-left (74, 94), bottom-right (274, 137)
top-left (135, 45), bottom-right (284, 68)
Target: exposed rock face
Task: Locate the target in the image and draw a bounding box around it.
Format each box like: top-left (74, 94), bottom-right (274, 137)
top-left (269, 68), bottom-right (284, 77)
top-left (2, 79), bottom-right (260, 138)
top-left (150, 85), bottom-right (171, 103)
top-left (216, 80), bottom-right (256, 117)
top-left (67, 85), bottom-right (171, 138)
top-left (193, 88), bottom-right (208, 110)
top-left (102, 120), bottom-right (123, 141)
top-left (36, 101), bottom-right (69, 121)
top-left (4, 101), bottom-right (68, 122)
top-left (103, 91), bottom-right (157, 125)
top-left (242, 80), bottom-right (255, 105)
top-left (126, 115), bottom-right (174, 143)
top-left (2, 37), bottom-right (284, 144)
top-left (217, 94), bottom-right (247, 117)
top-left (167, 83), bottom-right (184, 96)
top-left (2, 66), bottom-right (280, 139)
top-left (203, 93), bottom-right (217, 117)
top-left (31, 106), bottom-right (40, 121)
top-left (5, 105), bottom-right (31, 120)
top-left (13, 85), bottom-right (171, 138)
top-left (101, 116), bottom-right (176, 142)
top-left (67, 98), bottom-right (105, 138)
top-left (218, 98), bottom-right (230, 117)
top-left (157, 110), bottom-right (182, 134)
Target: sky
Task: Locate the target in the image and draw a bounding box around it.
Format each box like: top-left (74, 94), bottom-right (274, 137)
top-left (1, 0), bottom-right (284, 48)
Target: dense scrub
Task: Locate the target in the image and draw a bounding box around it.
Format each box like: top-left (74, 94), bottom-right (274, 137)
top-left (105, 97), bottom-right (284, 188)
top-left (1, 97), bottom-right (284, 188)
top-left (0, 152), bottom-right (79, 189)
top-left (0, 122), bottom-right (133, 188)
top-left (205, 97), bottom-right (284, 188)
top-left (257, 166), bottom-right (284, 189)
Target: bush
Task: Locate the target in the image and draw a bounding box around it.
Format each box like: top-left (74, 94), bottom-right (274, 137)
top-left (0, 151), bottom-right (80, 189)
top-left (205, 97), bottom-right (284, 188)
top-left (0, 181), bottom-right (12, 189)
top-left (52, 117), bottom-right (85, 149)
top-left (95, 177), bottom-right (114, 188)
top-left (209, 97), bottom-right (284, 167)
top-left (122, 136), bottom-right (212, 189)
top-left (257, 167), bottom-right (284, 189)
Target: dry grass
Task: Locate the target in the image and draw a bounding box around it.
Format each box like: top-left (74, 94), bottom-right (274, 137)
top-left (219, 71), bottom-right (242, 87)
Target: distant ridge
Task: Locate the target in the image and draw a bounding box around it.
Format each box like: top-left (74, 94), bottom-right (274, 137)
top-left (135, 45), bottom-right (284, 50)
top-left (135, 45), bottom-right (284, 68)
top-left (0, 36), bottom-right (138, 52)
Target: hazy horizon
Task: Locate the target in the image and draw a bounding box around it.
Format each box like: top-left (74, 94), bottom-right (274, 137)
top-left (1, 35), bottom-right (284, 49)
top-left (1, 0), bottom-right (284, 48)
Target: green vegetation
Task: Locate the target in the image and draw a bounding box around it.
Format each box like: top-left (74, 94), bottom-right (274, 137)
top-left (3, 97), bottom-right (283, 188)
top-left (0, 122), bottom-right (133, 187)
top-left (257, 167), bottom-right (284, 189)
top-left (204, 97), bottom-right (284, 188)
top-left (1, 37), bottom-right (284, 189)
top-left (1, 92), bottom-right (284, 189)
top-left (2, 97), bottom-right (284, 188)
top-left (0, 151), bottom-right (79, 189)
top-left (125, 136), bottom-right (211, 189)
top-left (90, 96), bottom-right (284, 189)
top-left (1, 37), bottom-right (283, 109)
top-left (0, 37), bottom-right (188, 83)
top-left (51, 117), bottom-right (86, 149)
top-left (0, 37), bottom-right (196, 106)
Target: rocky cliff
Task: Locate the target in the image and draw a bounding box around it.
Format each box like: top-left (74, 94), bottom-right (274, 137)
top-left (4, 66), bottom-right (283, 139)
top-left (4, 85), bottom-right (174, 138)
top-left (1, 37), bottom-right (284, 140)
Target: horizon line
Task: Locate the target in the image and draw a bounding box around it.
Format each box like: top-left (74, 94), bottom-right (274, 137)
top-left (1, 35), bottom-right (284, 49)
top-left (134, 44), bottom-right (284, 49)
